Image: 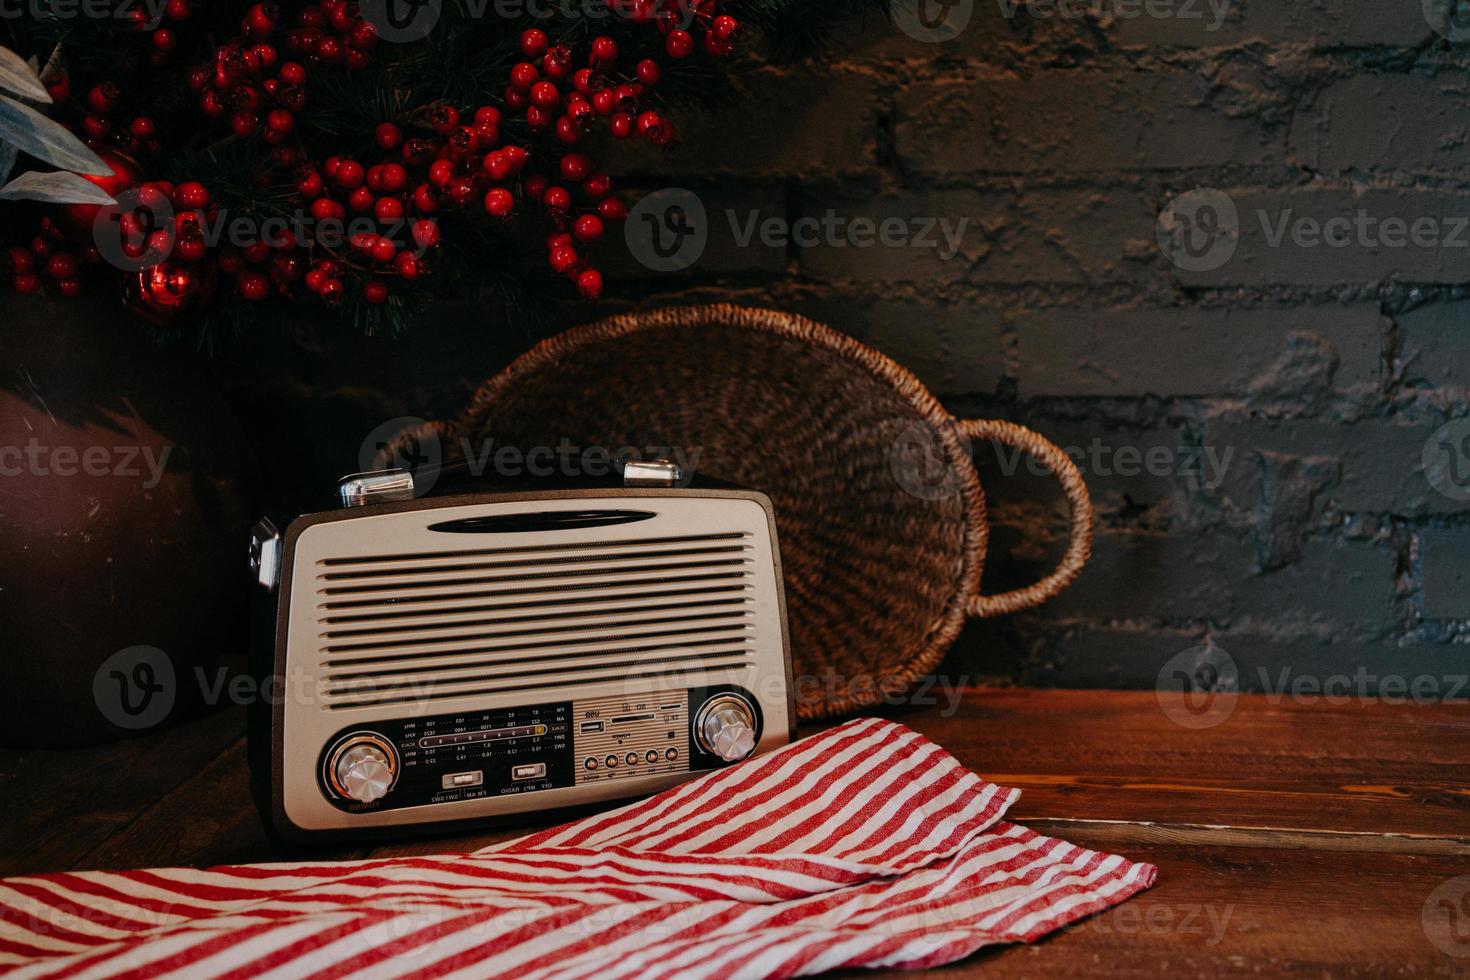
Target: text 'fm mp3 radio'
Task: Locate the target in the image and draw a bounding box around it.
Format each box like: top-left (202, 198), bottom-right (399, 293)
top-left (247, 459), bottom-right (795, 843)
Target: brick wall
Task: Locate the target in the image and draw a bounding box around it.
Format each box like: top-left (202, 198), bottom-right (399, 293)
top-left (230, 0), bottom-right (1470, 695)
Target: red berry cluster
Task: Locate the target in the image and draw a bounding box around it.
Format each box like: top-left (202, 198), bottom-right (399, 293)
top-left (189, 1), bottom-right (376, 142)
top-left (9, 0), bottom-right (743, 316)
top-left (122, 0), bottom-right (193, 67)
top-left (7, 230), bottom-right (95, 298)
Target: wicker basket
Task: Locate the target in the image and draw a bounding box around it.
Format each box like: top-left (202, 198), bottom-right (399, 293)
top-left (392, 305), bottom-right (1092, 720)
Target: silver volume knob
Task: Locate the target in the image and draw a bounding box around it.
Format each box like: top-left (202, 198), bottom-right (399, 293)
top-left (696, 694), bottom-right (758, 762)
top-left (330, 736), bottom-right (398, 804)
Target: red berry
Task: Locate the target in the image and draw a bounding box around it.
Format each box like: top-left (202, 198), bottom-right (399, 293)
top-left (610, 113), bottom-right (634, 139)
top-left (231, 111), bottom-right (260, 136)
top-left (526, 106), bottom-right (553, 131)
top-left (395, 251), bottom-right (424, 279)
top-left (525, 174), bottom-right (550, 199)
top-left (543, 45), bottom-right (572, 78)
top-left (428, 159), bottom-right (456, 188)
top-left (165, 0), bottom-right (189, 19)
top-left (175, 235), bottom-right (207, 262)
top-left (296, 168), bottom-right (323, 198)
top-left (310, 197), bottom-right (345, 221)
top-left (411, 219), bottom-right (440, 249)
top-left (482, 151), bottom-right (511, 181)
top-left (559, 153), bottom-right (592, 181)
top-left (364, 281), bottom-right (389, 303)
top-left (334, 159), bottom-right (365, 189)
top-left (583, 172), bottom-right (611, 199)
top-left (245, 2), bottom-right (276, 34)
top-left (129, 117), bottom-right (156, 139)
top-left (280, 62), bottom-right (308, 85)
top-left (370, 236), bottom-right (397, 263)
top-left (592, 89), bottom-right (617, 115)
top-left (348, 185), bottom-right (375, 212)
top-left (319, 277), bottom-right (345, 303)
top-left (350, 22), bottom-right (378, 50)
top-left (46, 253), bottom-right (77, 279)
top-left (575, 267), bottom-right (602, 299)
top-left (238, 270), bottom-right (270, 300)
top-left (429, 104), bottom-right (460, 133)
top-left (7, 247), bottom-right (34, 274)
top-left (374, 196), bottom-right (405, 221)
top-left (242, 240), bottom-right (272, 264)
top-left (173, 182), bottom-right (209, 210)
top-left (483, 187), bottom-right (515, 218)
top-left (153, 29), bottom-right (176, 51)
top-left (555, 116), bottom-right (581, 144)
top-left (82, 115), bottom-right (110, 140)
top-left (13, 274), bottom-right (40, 295)
top-left (531, 80), bottom-right (560, 110)
top-left (58, 278), bottom-right (82, 297)
top-left (379, 163), bottom-right (408, 193)
top-left (266, 108), bottom-right (294, 133)
top-left (510, 62), bottom-right (539, 90)
top-left (636, 58), bottom-right (661, 85)
top-left (572, 213), bottom-right (604, 244)
top-left (374, 122), bottom-right (402, 150)
top-left (665, 30), bottom-right (693, 58)
top-left (543, 186), bottom-right (571, 212)
top-left (474, 105), bottom-right (502, 128)
top-left (589, 36), bottom-right (617, 67)
top-left (446, 177), bottom-right (477, 207)
top-left (87, 82), bottom-right (119, 114)
top-left (412, 183), bottom-right (440, 212)
top-left (520, 28), bottom-right (548, 58)
top-left (548, 244), bottom-right (578, 274)
top-left (598, 195), bottom-right (629, 222)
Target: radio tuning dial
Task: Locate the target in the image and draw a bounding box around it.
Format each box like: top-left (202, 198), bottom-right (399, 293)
top-left (696, 694), bottom-right (758, 762)
top-left (330, 735), bottom-right (398, 804)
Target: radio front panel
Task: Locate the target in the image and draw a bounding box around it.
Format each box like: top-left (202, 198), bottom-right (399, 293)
top-left (272, 491), bottom-right (792, 835)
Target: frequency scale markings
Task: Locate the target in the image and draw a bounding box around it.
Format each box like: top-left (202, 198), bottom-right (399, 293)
top-left (418, 724), bottom-right (548, 749)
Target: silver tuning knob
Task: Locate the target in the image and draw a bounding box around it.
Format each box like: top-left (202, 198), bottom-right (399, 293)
top-left (329, 735), bottom-right (398, 804)
top-left (696, 694), bottom-right (758, 762)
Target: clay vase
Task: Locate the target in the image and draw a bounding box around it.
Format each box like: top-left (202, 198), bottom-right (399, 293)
top-left (0, 293), bottom-right (256, 747)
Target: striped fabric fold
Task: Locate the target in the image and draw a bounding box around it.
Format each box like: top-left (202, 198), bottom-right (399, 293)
top-left (0, 718), bottom-right (1156, 978)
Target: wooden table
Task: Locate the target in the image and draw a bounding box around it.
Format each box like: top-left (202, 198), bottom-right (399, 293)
top-left (3, 690), bottom-right (1467, 976)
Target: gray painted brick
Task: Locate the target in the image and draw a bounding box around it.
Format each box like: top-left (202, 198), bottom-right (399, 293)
top-left (1422, 528), bottom-right (1470, 619)
top-left (794, 188), bottom-right (997, 282)
top-left (785, 296), bottom-right (1007, 396)
top-left (896, 73), bottom-right (1280, 176)
top-left (1205, 417), bottom-right (1470, 516)
top-left (1398, 301), bottom-right (1470, 389)
top-left (1115, 0), bottom-right (1434, 48)
top-left (1015, 303), bottom-right (1382, 397)
top-left (1230, 537), bottom-right (1397, 631)
top-left (1172, 187), bottom-right (1470, 287)
top-left (1290, 74), bottom-right (1470, 175)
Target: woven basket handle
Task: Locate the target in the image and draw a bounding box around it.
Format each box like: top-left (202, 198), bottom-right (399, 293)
top-left (958, 418), bottom-right (1094, 618)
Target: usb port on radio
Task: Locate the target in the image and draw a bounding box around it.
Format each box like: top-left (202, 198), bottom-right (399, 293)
top-left (579, 721), bottom-right (604, 734)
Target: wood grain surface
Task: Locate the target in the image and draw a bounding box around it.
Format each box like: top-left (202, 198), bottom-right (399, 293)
top-left (3, 690), bottom-right (1466, 975)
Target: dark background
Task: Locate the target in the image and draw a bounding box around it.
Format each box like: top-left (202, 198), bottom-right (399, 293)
top-left (218, 0), bottom-right (1470, 694)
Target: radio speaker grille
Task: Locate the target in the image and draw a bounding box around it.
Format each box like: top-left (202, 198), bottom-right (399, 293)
top-left (309, 533), bottom-right (757, 709)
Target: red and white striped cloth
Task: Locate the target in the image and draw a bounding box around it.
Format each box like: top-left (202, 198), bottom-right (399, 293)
top-left (0, 717), bottom-right (1156, 978)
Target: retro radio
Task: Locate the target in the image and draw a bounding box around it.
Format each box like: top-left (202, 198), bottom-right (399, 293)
top-left (248, 461), bottom-right (794, 843)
